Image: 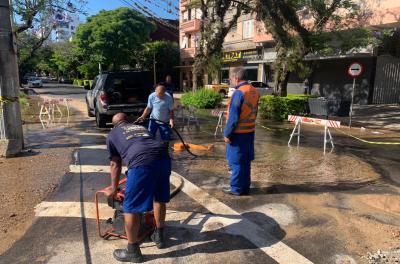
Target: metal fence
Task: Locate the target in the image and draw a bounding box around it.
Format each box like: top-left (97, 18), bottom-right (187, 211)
top-left (373, 55), bottom-right (400, 104)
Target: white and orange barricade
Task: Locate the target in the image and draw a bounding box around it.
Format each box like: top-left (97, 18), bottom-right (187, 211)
top-left (211, 109), bottom-right (226, 136)
top-left (288, 115), bottom-right (341, 155)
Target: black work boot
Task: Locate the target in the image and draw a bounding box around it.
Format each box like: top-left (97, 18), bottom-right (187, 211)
top-left (151, 227), bottom-right (165, 249)
top-left (113, 243), bottom-right (143, 263)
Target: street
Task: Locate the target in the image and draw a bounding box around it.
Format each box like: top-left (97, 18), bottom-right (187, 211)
top-left (0, 84), bottom-right (399, 264)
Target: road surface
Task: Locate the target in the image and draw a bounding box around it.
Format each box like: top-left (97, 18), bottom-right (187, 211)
top-left (1, 84), bottom-right (399, 264)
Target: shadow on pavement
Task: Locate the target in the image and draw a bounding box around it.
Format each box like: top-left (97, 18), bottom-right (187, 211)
top-left (144, 211), bottom-right (285, 262)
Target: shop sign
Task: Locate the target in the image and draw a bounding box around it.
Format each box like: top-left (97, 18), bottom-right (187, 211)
top-left (242, 50), bottom-right (260, 61)
top-left (223, 49), bottom-right (261, 63)
top-left (223, 51), bottom-right (242, 62)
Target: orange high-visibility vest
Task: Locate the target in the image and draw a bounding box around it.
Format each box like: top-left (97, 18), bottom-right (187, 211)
top-left (227, 84), bottom-right (260, 134)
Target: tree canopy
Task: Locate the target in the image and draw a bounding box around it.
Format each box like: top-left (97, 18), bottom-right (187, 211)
top-left (13, 0), bottom-right (86, 73)
top-left (194, 0), bottom-right (385, 96)
top-left (141, 40), bottom-right (180, 80)
top-left (74, 7), bottom-right (155, 75)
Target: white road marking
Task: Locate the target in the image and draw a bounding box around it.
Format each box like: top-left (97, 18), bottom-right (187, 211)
top-left (34, 201), bottom-right (221, 230)
top-left (79, 145), bottom-right (107, 150)
top-left (170, 172), bottom-right (313, 264)
top-left (66, 163), bottom-right (312, 263)
top-left (78, 132), bottom-right (107, 137)
top-left (69, 165), bottom-right (128, 173)
top-left (35, 201), bottom-right (114, 219)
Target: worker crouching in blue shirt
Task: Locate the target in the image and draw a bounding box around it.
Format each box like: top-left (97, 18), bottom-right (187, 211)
top-left (223, 68), bottom-right (260, 196)
top-left (105, 113), bottom-right (171, 262)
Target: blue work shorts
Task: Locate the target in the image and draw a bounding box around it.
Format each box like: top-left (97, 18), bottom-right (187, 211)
top-left (123, 157), bottom-right (171, 213)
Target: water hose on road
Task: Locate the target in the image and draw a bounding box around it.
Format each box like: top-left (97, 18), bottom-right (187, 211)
top-left (135, 118), bottom-right (199, 159)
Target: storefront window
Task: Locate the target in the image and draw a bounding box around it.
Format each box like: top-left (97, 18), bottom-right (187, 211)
top-left (246, 69), bottom-right (258, 81)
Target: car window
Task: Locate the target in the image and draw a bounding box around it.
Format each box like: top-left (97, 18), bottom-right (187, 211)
top-left (91, 76), bottom-right (98, 90)
top-left (95, 75), bottom-right (105, 91)
top-left (251, 82), bottom-right (261, 88)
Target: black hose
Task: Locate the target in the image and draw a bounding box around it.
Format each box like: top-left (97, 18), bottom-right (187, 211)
top-left (135, 118), bottom-right (198, 159)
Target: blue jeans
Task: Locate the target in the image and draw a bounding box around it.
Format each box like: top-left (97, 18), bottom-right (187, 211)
top-left (148, 120), bottom-right (171, 141)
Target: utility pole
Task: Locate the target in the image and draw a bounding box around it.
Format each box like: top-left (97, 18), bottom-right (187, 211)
top-left (0, 0), bottom-right (24, 157)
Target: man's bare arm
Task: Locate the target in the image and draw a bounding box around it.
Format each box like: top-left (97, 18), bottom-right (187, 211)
top-left (105, 156), bottom-right (122, 197)
top-left (137, 107), bottom-right (152, 122)
top-left (169, 110), bottom-right (174, 128)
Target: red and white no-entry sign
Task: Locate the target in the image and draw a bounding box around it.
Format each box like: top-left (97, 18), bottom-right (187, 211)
top-left (348, 62), bottom-right (364, 77)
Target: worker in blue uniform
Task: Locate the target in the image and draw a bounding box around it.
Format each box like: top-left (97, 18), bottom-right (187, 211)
top-left (105, 113), bottom-right (171, 262)
top-left (223, 67), bottom-right (260, 196)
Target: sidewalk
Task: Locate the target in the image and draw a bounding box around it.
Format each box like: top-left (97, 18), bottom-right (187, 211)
top-left (336, 104), bottom-right (400, 132)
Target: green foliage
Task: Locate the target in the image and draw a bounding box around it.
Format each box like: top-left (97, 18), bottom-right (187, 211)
top-left (17, 32), bottom-right (55, 76)
top-left (141, 41), bottom-right (180, 75)
top-left (259, 94), bottom-right (311, 121)
top-left (74, 7), bottom-right (155, 77)
top-left (181, 89), bottom-right (223, 109)
top-left (18, 93), bottom-right (29, 107)
top-left (256, 0), bottom-right (378, 96)
top-left (51, 41), bottom-right (80, 77)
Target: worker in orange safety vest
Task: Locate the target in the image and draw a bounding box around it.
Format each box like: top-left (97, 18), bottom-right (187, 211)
top-left (223, 67), bottom-right (260, 196)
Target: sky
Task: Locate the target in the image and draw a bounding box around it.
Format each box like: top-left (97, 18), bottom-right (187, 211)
top-left (84, 0), bottom-right (178, 20)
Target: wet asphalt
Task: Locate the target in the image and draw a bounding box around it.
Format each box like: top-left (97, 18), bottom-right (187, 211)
top-left (1, 84), bottom-right (399, 264)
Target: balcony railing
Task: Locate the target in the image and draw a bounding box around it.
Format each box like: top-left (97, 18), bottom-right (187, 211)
top-left (180, 48), bottom-right (196, 59)
top-left (180, 19), bottom-right (201, 33)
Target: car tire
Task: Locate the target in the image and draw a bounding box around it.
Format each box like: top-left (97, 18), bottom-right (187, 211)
top-left (87, 102), bottom-right (95, 117)
top-left (95, 109), bottom-right (107, 128)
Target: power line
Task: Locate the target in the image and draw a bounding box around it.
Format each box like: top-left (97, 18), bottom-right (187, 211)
top-left (126, 0), bottom-right (179, 30)
top-left (118, 0), bottom-right (179, 34)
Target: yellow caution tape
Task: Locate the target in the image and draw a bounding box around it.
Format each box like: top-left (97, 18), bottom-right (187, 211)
top-left (0, 96), bottom-right (18, 104)
top-left (334, 128), bottom-right (400, 145)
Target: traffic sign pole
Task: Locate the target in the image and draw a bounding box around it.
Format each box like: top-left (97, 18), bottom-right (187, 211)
top-left (347, 62), bottom-right (364, 130)
top-left (349, 77), bottom-right (356, 129)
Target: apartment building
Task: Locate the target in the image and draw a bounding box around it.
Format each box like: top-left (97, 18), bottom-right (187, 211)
top-left (178, 0), bottom-right (400, 103)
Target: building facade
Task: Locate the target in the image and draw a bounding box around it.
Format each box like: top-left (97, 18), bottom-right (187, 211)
top-left (53, 8), bottom-right (80, 42)
top-left (179, 0), bottom-right (400, 103)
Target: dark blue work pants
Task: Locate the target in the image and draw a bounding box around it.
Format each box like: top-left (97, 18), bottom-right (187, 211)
top-left (226, 132), bottom-right (255, 194)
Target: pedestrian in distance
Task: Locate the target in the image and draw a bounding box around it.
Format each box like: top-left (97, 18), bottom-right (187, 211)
top-left (223, 67), bottom-right (260, 196)
top-left (165, 75), bottom-right (175, 97)
top-left (104, 113), bottom-right (171, 263)
top-left (137, 82), bottom-right (174, 142)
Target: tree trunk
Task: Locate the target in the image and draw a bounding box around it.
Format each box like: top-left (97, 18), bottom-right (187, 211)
top-left (192, 73), bottom-right (197, 92)
top-left (276, 69), bottom-right (289, 97)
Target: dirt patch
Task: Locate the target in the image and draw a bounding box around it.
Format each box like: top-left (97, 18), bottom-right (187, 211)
top-left (0, 103), bottom-right (82, 254)
top-left (286, 193), bottom-right (400, 263)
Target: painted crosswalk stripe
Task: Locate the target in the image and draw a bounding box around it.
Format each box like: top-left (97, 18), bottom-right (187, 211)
top-left (170, 172), bottom-right (313, 264)
top-left (79, 145), bottom-right (107, 150)
top-left (34, 201), bottom-right (220, 231)
top-left (67, 163), bottom-right (313, 264)
top-left (69, 165), bottom-right (128, 173)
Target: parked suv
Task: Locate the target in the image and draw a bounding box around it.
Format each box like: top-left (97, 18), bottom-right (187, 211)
top-left (85, 71), bottom-right (152, 128)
